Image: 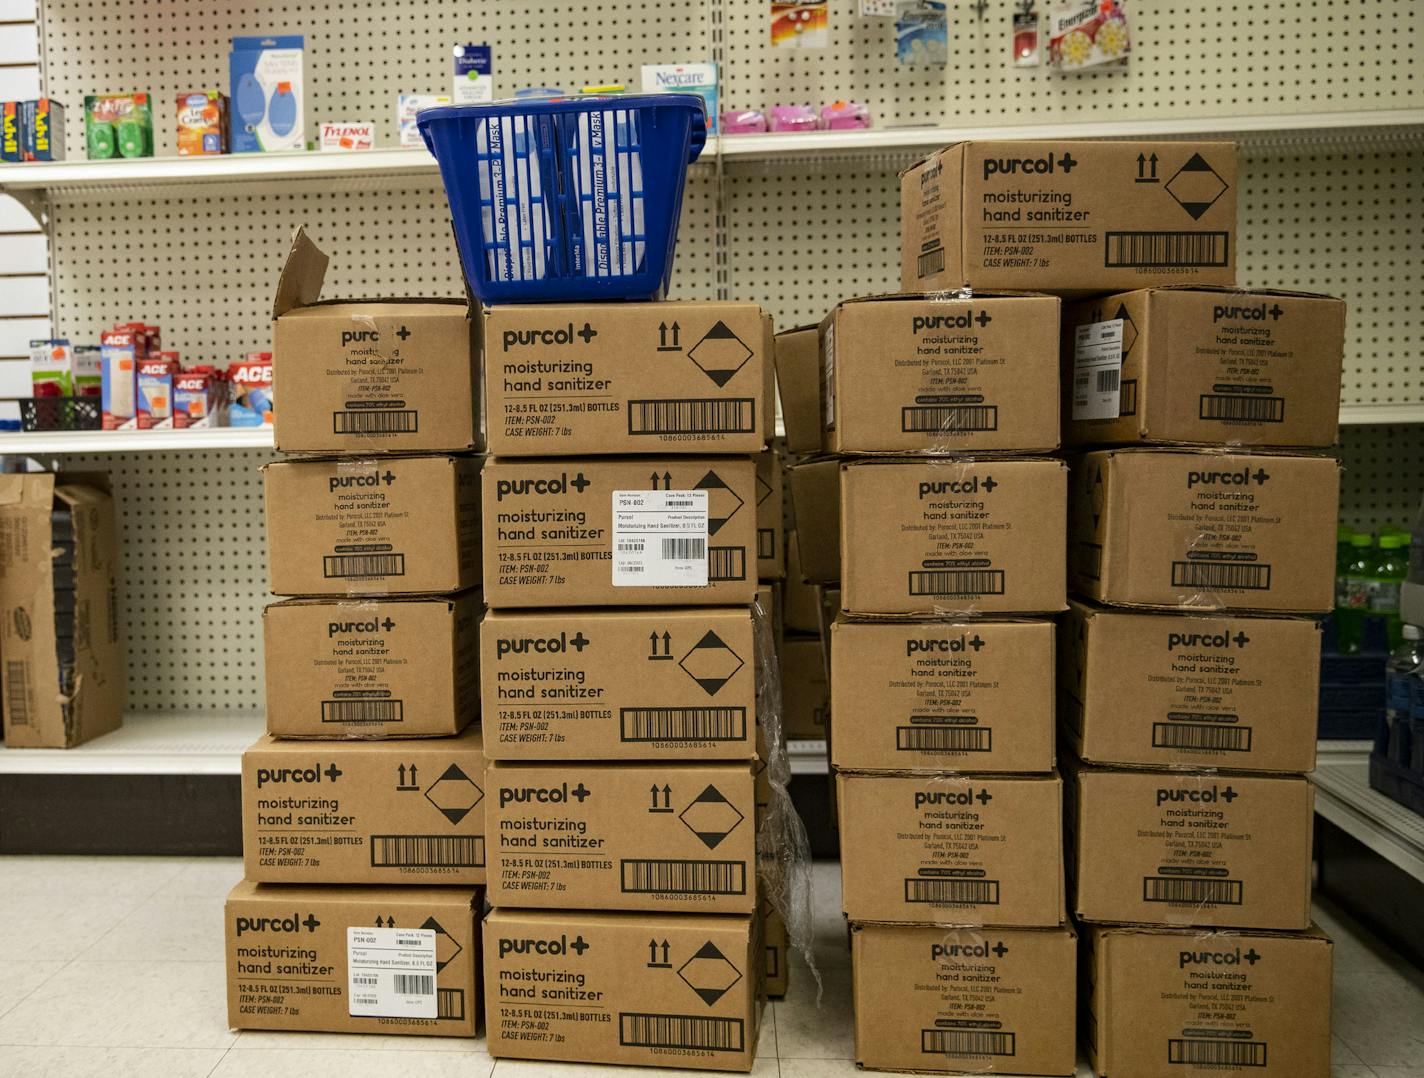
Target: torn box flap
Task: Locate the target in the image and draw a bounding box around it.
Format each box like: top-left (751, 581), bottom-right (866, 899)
top-left (272, 225), bottom-right (330, 320)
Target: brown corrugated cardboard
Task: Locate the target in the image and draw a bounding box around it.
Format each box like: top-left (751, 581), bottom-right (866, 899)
top-left (782, 634), bottom-right (828, 740)
top-left (755, 448), bottom-right (785, 580)
top-left (761, 311), bottom-right (776, 449)
top-left (1061, 600), bottom-right (1320, 773)
top-left (0, 473), bottom-right (124, 748)
top-left (783, 533), bottom-right (820, 632)
top-left (901, 141), bottom-right (1238, 296)
top-left (264, 592), bottom-right (480, 739)
top-left (480, 607), bottom-right (757, 760)
top-left (485, 908), bottom-right (759, 1071)
top-left (1068, 448), bottom-right (1339, 612)
top-left (241, 727), bottom-right (487, 885)
top-left (823, 293), bottom-right (1061, 453)
top-left (225, 880), bottom-right (479, 1036)
top-left (1068, 763), bottom-right (1313, 930)
top-left (271, 228), bottom-right (480, 454)
top-left (762, 898), bottom-right (789, 998)
top-left (488, 761), bottom-right (757, 912)
top-left (787, 457), bottom-right (840, 584)
top-left (838, 772), bottom-right (1063, 927)
top-left (852, 921), bottom-right (1076, 1076)
top-left (841, 457), bottom-right (1067, 616)
top-left (481, 456), bottom-right (758, 608)
top-left (1064, 287), bottom-right (1346, 448)
top-left (264, 455), bottom-right (481, 597)
top-left (482, 301), bottom-right (768, 455)
top-left (831, 618), bottom-right (1054, 773)
top-left (1082, 922), bottom-right (1332, 1078)
top-left (774, 324), bottom-right (821, 455)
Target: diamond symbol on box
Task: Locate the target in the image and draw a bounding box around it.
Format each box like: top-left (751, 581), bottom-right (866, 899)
top-left (421, 916), bottom-right (463, 972)
top-left (755, 471), bottom-right (773, 507)
top-left (1090, 465), bottom-right (1105, 531)
top-left (679, 630), bottom-right (745, 697)
top-left (1113, 303), bottom-right (1139, 359)
top-left (695, 471), bottom-right (744, 536)
top-left (679, 784), bottom-right (745, 850)
top-left (425, 763), bottom-right (484, 825)
top-left (1165, 153), bottom-right (1229, 221)
top-left (678, 939), bottom-right (744, 1006)
top-left (687, 321), bottom-right (754, 387)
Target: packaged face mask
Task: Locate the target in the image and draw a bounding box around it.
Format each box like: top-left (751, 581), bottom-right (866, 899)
top-left (229, 36), bottom-right (305, 152)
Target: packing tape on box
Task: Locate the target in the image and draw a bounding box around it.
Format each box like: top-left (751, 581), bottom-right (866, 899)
top-left (752, 592), bottom-right (822, 1000)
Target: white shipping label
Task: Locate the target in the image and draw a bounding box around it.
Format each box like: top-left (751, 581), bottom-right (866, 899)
top-left (1072, 318), bottom-right (1125, 421)
top-left (347, 926), bottom-right (438, 1019)
top-left (613, 489), bottom-right (709, 587)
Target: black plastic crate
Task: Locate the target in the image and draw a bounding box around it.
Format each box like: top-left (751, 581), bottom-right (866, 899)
top-left (17, 396), bottom-right (102, 432)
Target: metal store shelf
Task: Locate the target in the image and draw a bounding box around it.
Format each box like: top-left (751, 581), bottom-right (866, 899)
top-left (1314, 748), bottom-right (1424, 885)
top-left (0, 712), bottom-right (261, 776)
top-left (0, 426), bottom-right (274, 454)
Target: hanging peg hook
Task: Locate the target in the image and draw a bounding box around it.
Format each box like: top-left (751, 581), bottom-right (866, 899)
top-left (1018, 0), bottom-right (1037, 15)
top-left (968, 0), bottom-right (990, 18)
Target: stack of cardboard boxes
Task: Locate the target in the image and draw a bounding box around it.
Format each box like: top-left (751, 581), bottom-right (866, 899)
top-left (224, 231), bottom-right (487, 1038)
top-left (476, 300), bottom-right (778, 1071)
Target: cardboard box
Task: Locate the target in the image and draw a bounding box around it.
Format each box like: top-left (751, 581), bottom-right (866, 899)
top-left (241, 727), bottom-right (488, 885)
top-left (0, 474), bottom-right (124, 748)
top-left (482, 301), bottom-right (768, 455)
top-left (761, 898), bottom-right (789, 998)
top-left (823, 293), bottom-right (1061, 453)
top-left (481, 456), bottom-right (758, 608)
top-left (225, 880), bottom-right (479, 1036)
top-left (1061, 600), bottom-right (1320, 772)
top-left (485, 908), bottom-right (759, 1071)
top-left (783, 533), bottom-right (820, 633)
top-left (831, 618), bottom-right (1054, 773)
top-left (1082, 922), bottom-right (1332, 1078)
top-left (1068, 448), bottom-right (1339, 613)
top-left (901, 141), bottom-right (1238, 296)
top-left (851, 921), bottom-right (1076, 1075)
top-left (782, 634), bottom-right (829, 740)
top-left (841, 457), bottom-right (1067, 616)
top-left (1064, 287), bottom-right (1346, 448)
top-left (487, 761), bottom-right (756, 913)
top-left (837, 772), bottom-right (1063, 927)
top-left (755, 448), bottom-right (785, 580)
top-left (1068, 764), bottom-right (1313, 930)
top-left (264, 454), bottom-right (482, 597)
top-left (480, 607), bottom-right (757, 760)
top-left (774, 324), bottom-right (822, 455)
top-left (271, 229), bottom-right (480, 454)
top-left (760, 313), bottom-right (776, 449)
top-left (787, 457), bottom-right (840, 584)
top-left (264, 592), bottom-right (481, 739)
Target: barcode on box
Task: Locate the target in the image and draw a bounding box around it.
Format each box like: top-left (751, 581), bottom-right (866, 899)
top-left (904, 878), bottom-right (1000, 905)
top-left (621, 858), bottom-right (747, 895)
top-left (909, 570), bottom-right (1005, 597)
top-left (621, 706), bottom-right (747, 743)
top-left (394, 974), bottom-right (434, 995)
top-left (438, 988), bottom-right (465, 1020)
top-left (1120, 378), bottom-right (1139, 416)
top-left (918, 246), bottom-right (946, 279)
top-left (1152, 722), bottom-right (1251, 752)
top-left (661, 537), bottom-right (706, 560)
top-left (901, 405), bottom-right (999, 433)
top-left (897, 726), bottom-right (992, 753)
top-left (324, 553), bottom-right (406, 579)
top-left (323, 699), bottom-right (404, 725)
top-left (5, 660), bottom-right (30, 726)
top-left (1096, 369), bottom-right (1120, 393)
top-left (1105, 231), bottom-right (1230, 268)
top-left (629, 398), bottom-right (756, 435)
top-left (334, 410), bottom-right (419, 434)
top-left (1144, 876), bottom-right (1243, 905)
top-left (765, 944), bottom-right (780, 978)
top-left (1200, 395), bottom-right (1286, 423)
top-left (757, 528), bottom-right (775, 560)
top-left (352, 974), bottom-right (377, 986)
top-left (620, 1012), bottom-right (745, 1052)
top-left (370, 835), bottom-right (485, 868)
top-left (1171, 561), bottom-right (1272, 591)
top-left (709, 546), bottom-right (746, 581)
top-left (1169, 1039), bottom-right (1267, 1067)
top-left (922, 1029), bottom-right (1016, 1058)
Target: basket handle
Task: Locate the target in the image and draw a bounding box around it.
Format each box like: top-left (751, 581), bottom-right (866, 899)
top-left (686, 114), bottom-right (708, 164)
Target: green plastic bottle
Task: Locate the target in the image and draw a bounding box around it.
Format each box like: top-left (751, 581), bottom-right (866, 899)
top-left (1372, 533), bottom-right (1409, 649)
top-left (1336, 532), bottom-right (1375, 653)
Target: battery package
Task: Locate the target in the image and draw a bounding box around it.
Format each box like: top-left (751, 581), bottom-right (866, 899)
top-left (272, 229), bottom-right (481, 454)
top-left (482, 301), bottom-right (768, 454)
top-left (264, 592), bottom-right (481, 739)
top-left (241, 727), bottom-right (488, 885)
top-left (484, 908), bottom-right (760, 1071)
top-left (1068, 448), bottom-right (1339, 612)
top-left (225, 881), bottom-right (480, 1036)
top-left (481, 606), bottom-right (757, 760)
top-left (487, 761), bottom-right (757, 913)
top-left (482, 456), bottom-right (758, 608)
top-left (821, 292), bottom-right (1061, 453)
top-left (264, 454), bottom-right (481, 596)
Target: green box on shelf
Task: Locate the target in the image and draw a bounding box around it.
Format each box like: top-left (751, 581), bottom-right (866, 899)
top-left (84, 93), bottom-right (153, 159)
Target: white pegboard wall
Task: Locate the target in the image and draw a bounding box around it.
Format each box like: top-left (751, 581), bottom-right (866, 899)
top-left (1338, 425), bottom-right (1424, 533)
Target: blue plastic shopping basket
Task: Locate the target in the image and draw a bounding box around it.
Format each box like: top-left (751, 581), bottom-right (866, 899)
top-left (418, 94), bottom-right (706, 303)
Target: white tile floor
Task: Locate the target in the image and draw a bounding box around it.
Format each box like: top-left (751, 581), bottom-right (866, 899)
top-left (0, 857), bottom-right (1420, 1077)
